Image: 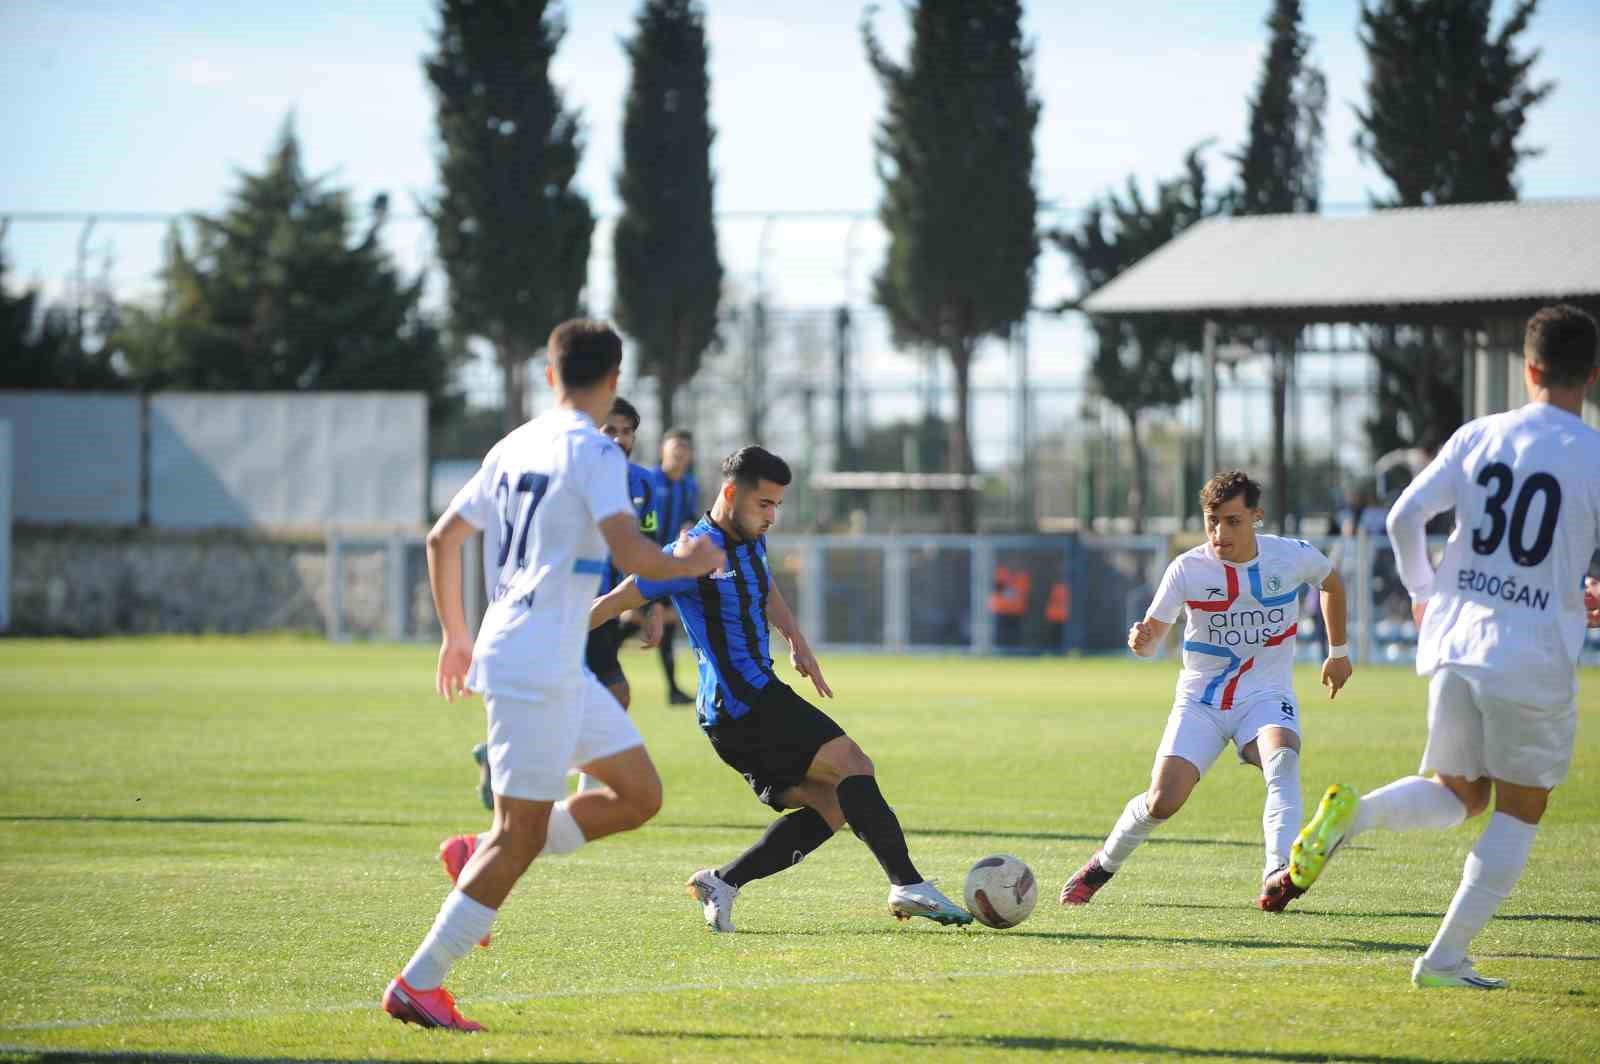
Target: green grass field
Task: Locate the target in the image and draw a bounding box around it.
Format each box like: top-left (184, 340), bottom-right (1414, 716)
top-left (2, 638), bottom-right (1598, 1063)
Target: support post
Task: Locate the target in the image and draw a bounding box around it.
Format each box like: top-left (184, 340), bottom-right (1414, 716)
top-left (1202, 320), bottom-right (1218, 477)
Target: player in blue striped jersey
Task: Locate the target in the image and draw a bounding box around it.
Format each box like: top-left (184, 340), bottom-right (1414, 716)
top-left (591, 445), bottom-right (971, 931)
top-left (650, 428), bottom-right (701, 705)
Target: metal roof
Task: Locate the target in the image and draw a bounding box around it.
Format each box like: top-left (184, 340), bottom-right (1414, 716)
top-left (1078, 200), bottom-right (1600, 320)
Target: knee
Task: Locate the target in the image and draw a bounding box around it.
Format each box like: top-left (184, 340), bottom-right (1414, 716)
top-left (630, 777), bottom-right (664, 826)
top-left (812, 737), bottom-right (873, 781)
top-left (837, 740), bottom-right (874, 778)
top-left (1146, 786), bottom-right (1185, 820)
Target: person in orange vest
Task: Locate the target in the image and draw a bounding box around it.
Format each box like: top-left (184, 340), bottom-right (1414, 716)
top-left (1046, 581), bottom-right (1070, 650)
top-left (989, 565), bottom-right (1030, 647)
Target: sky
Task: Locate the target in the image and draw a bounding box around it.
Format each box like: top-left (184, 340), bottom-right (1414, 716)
top-left (3, 0), bottom-right (1598, 464)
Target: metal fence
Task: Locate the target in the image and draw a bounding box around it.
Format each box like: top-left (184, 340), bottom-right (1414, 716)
top-left (323, 528), bottom-right (1600, 667)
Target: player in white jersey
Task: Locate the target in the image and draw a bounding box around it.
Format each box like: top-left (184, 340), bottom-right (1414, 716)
top-left (1059, 470), bottom-right (1353, 912)
top-left (381, 320), bottom-right (722, 1031)
top-left (1290, 304), bottom-right (1600, 990)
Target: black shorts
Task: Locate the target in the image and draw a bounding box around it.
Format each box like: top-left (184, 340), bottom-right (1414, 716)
top-left (584, 620), bottom-right (625, 689)
top-left (703, 681), bottom-right (846, 810)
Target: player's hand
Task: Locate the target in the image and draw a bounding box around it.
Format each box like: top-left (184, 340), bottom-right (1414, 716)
top-left (1585, 577), bottom-right (1600, 628)
top-left (1127, 619), bottom-right (1158, 656)
top-left (791, 639), bottom-right (834, 699)
top-left (1412, 598), bottom-right (1428, 629)
top-left (436, 634), bottom-right (474, 703)
top-left (639, 604), bottom-right (664, 649)
top-left (1321, 655), bottom-right (1353, 700)
top-left (674, 532), bottom-right (724, 576)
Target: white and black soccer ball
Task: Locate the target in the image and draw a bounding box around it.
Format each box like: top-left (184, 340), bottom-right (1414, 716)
top-left (963, 854), bottom-right (1037, 929)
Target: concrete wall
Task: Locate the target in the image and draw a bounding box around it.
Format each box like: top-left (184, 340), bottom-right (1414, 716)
top-left (8, 528), bottom-right (433, 637)
top-left (0, 393), bottom-right (141, 525)
top-left (0, 391), bottom-right (426, 531)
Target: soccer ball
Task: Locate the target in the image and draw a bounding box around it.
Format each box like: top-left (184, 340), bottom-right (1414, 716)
top-left (963, 854), bottom-right (1037, 929)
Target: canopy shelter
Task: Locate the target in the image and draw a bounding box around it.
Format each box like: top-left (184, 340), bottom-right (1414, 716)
top-left (1079, 200), bottom-right (1600, 470)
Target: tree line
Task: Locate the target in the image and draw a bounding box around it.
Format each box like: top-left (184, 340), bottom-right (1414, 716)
top-left (1, 0), bottom-right (1555, 530)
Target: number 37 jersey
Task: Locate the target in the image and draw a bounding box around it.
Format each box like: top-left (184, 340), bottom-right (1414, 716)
top-left (1389, 402), bottom-right (1600, 710)
top-left (445, 409), bottom-right (633, 699)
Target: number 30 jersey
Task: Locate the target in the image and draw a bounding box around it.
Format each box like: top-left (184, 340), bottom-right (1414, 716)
top-left (445, 408), bottom-right (633, 699)
top-left (1389, 402), bottom-right (1600, 710)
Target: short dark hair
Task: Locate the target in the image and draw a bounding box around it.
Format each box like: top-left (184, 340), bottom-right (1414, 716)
top-left (1525, 304), bottom-right (1599, 389)
top-left (609, 396), bottom-right (640, 431)
top-left (722, 445), bottom-right (791, 490)
top-left (1200, 469), bottom-right (1261, 512)
top-left (662, 427), bottom-right (695, 447)
top-left (547, 319), bottom-right (623, 390)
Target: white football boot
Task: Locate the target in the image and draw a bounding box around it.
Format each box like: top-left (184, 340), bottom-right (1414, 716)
top-left (888, 880), bottom-right (973, 926)
top-left (1412, 956), bottom-right (1507, 990)
top-left (686, 869), bottom-right (739, 933)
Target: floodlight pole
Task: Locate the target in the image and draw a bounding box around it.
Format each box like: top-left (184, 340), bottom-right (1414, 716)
top-left (1202, 320), bottom-right (1219, 477)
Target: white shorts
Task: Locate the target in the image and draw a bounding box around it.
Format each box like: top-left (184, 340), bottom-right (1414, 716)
top-left (1420, 667), bottom-right (1576, 790)
top-left (1155, 691), bottom-right (1302, 775)
top-left (483, 674), bottom-right (645, 802)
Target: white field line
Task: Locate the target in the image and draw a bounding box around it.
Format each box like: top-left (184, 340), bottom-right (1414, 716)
top-left (2, 953), bottom-right (1387, 1035)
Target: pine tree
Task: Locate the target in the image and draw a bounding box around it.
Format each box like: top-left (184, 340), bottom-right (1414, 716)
top-left (1054, 147), bottom-right (1217, 532)
top-left (1355, 0), bottom-right (1551, 453)
top-left (1232, 0), bottom-right (1325, 529)
top-left (115, 118), bottom-right (450, 398)
top-left (425, 0), bottom-right (593, 429)
top-left (2, 240), bottom-right (124, 390)
top-left (864, 0), bottom-right (1039, 531)
top-left (612, 0), bottom-right (722, 433)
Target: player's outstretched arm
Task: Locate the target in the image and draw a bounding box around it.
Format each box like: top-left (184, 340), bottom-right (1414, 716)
top-left (1127, 616), bottom-right (1171, 657)
top-left (768, 580), bottom-right (832, 698)
top-left (424, 511), bottom-right (478, 703)
top-left (591, 577), bottom-right (647, 630)
top-left (1319, 569), bottom-right (1353, 699)
top-left (599, 513), bottom-right (721, 581)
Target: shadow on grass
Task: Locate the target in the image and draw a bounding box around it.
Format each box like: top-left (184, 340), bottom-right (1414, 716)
top-left (658, 821), bottom-right (1259, 848)
top-left (607, 1028), bottom-right (1540, 1063)
top-left (736, 926), bottom-right (1421, 955)
top-left (2, 815), bottom-right (410, 828)
top-left (0, 1052), bottom-right (601, 1064)
top-left (1151, 901), bottom-right (1600, 927)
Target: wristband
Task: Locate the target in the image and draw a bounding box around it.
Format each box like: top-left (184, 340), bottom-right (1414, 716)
top-left (1327, 644), bottom-right (1348, 660)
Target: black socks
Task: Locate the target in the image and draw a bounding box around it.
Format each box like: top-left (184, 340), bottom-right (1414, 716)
top-left (835, 774), bottom-right (922, 886)
top-left (659, 626), bottom-right (685, 697)
top-left (717, 807), bottom-right (836, 889)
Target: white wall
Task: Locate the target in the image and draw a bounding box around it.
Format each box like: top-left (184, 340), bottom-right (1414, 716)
top-left (149, 393), bottom-right (427, 529)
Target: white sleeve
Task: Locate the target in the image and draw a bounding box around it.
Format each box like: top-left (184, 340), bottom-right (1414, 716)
top-left (1296, 540), bottom-right (1334, 588)
top-left (1147, 557), bottom-right (1187, 624)
top-left (1386, 431), bottom-right (1464, 603)
top-left (581, 439), bottom-right (633, 524)
top-left (445, 460), bottom-right (497, 531)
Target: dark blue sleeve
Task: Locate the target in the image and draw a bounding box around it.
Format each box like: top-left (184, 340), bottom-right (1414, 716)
top-left (636, 543), bottom-right (698, 600)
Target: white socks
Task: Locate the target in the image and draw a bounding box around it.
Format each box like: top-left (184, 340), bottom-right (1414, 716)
top-left (400, 890), bottom-right (496, 990)
top-left (1423, 812), bottom-right (1537, 970)
top-left (1351, 775), bottom-right (1467, 838)
top-left (1261, 746), bottom-right (1301, 878)
top-left (540, 799), bottom-right (587, 855)
top-left (474, 799), bottom-right (587, 859)
top-left (1100, 793), bottom-right (1165, 872)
